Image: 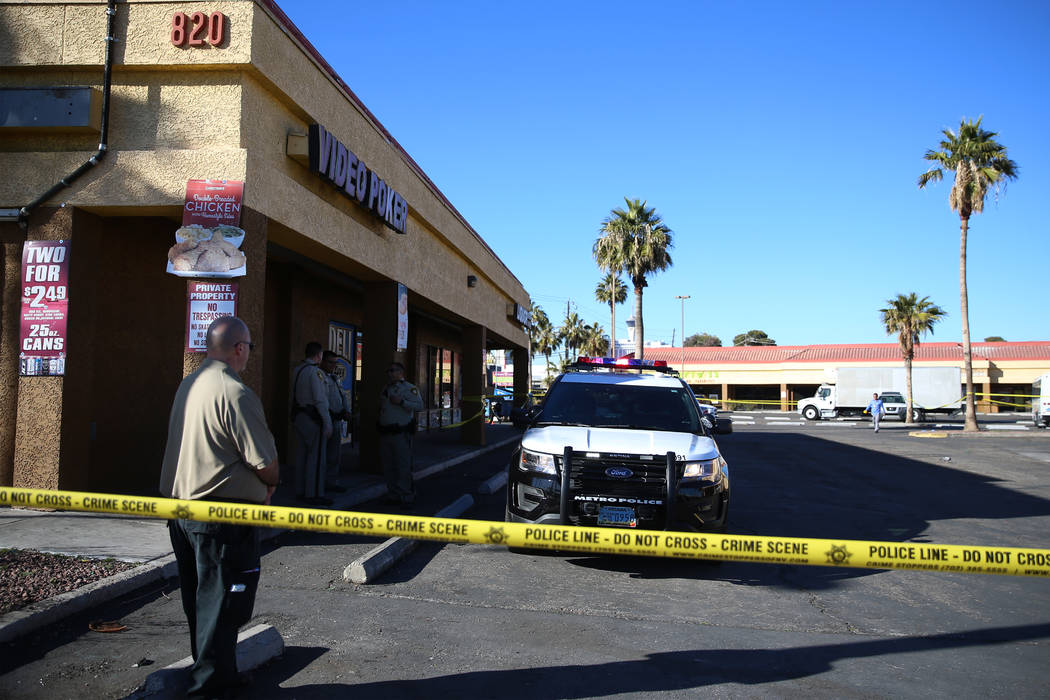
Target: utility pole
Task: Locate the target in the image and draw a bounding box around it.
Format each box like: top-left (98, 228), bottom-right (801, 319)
top-left (675, 295), bottom-right (690, 376)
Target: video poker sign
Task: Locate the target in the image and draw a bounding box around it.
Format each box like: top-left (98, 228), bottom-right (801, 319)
top-left (308, 123), bottom-right (408, 234)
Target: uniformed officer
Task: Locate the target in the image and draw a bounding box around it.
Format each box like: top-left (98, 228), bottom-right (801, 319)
top-left (321, 350), bottom-right (351, 492)
top-left (160, 316), bottom-right (278, 699)
top-left (292, 341), bottom-right (331, 505)
top-left (378, 361), bottom-right (425, 507)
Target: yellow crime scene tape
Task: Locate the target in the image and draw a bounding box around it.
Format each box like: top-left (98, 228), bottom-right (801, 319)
top-left (2, 487), bottom-right (1049, 578)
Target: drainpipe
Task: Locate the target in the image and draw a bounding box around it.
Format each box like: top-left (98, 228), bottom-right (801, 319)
top-left (15, 0), bottom-right (118, 231)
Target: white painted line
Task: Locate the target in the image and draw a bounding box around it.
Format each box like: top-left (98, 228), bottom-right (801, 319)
top-left (812, 422), bottom-right (855, 427)
top-left (764, 416), bottom-right (791, 421)
top-left (985, 424), bottom-right (1029, 431)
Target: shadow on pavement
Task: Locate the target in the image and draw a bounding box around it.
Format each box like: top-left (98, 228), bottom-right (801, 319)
top-left (247, 622), bottom-right (1050, 698)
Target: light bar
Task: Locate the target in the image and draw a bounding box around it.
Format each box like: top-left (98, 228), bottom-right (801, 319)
top-left (576, 356), bottom-right (669, 368)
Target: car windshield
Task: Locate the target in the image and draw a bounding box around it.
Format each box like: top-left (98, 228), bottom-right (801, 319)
top-left (881, 394), bottom-right (905, 404)
top-left (538, 381), bottom-right (702, 432)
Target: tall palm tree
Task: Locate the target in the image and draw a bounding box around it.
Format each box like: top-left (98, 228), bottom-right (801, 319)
top-left (530, 307), bottom-right (560, 384)
top-left (580, 322), bottom-right (609, 357)
top-left (880, 293), bottom-right (947, 424)
top-left (560, 311), bottom-right (587, 363)
top-left (594, 273), bottom-right (627, 357)
top-left (528, 305), bottom-right (550, 364)
top-left (593, 197), bottom-right (673, 360)
top-left (918, 117), bottom-right (1018, 431)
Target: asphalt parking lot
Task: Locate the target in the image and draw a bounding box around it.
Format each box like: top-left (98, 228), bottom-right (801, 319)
top-left (2, 418), bottom-right (1049, 699)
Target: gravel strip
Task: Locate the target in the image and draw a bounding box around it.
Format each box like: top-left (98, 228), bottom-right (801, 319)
top-left (0, 548), bottom-right (139, 615)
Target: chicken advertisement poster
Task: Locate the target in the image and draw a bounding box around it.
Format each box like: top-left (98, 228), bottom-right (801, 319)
top-left (166, 179), bottom-right (246, 278)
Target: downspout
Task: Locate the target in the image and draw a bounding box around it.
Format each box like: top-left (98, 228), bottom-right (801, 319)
top-left (16, 0), bottom-right (118, 231)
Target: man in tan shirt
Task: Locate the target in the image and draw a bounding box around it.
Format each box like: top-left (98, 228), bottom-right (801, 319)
top-left (159, 316), bottom-right (278, 699)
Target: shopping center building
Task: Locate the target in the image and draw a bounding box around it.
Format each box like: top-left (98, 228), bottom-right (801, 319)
top-left (0, 0), bottom-right (531, 493)
top-left (642, 342), bottom-right (1050, 412)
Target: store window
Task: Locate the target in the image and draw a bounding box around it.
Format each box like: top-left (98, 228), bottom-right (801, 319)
top-left (328, 322), bottom-right (358, 445)
top-left (424, 345), bottom-right (460, 430)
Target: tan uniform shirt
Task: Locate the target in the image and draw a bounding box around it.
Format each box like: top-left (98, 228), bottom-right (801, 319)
top-left (293, 360), bottom-right (332, 432)
top-left (379, 380), bottom-right (425, 427)
top-left (159, 358), bottom-right (277, 503)
top-left (325, 372), bottom-right (349, 418)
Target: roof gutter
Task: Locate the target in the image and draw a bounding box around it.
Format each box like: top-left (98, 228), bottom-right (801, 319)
top-left (13, 0), bottom-right (118, 232)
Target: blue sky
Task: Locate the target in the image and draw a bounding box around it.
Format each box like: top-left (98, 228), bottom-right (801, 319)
top-left (281, 0), bottom-right (1048, 348)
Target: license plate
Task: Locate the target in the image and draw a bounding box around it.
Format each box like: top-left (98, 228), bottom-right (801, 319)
top-left (597, 505), bottom-right (637, 527)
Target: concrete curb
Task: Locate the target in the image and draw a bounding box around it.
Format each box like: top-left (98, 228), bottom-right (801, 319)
top-left (478, 469), bottom-right (507, 495)
top-left (344, 493), bottom-right (474, 584)
top-left (128, 623), bottom-right (284, 699)
top-left (0, 554), bottom-right (178, 644)
top-left (0, 433), bottom-right (521, 643)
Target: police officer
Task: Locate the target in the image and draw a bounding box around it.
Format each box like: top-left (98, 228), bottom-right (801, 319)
top-left (159, 316), bottom-right (278, 699)
top-left (378, 361), bottom-right (424, 508)
top-left (321, 350), bottom-right (351, 492)
top-left (292, 341), bottom-right (331, 505)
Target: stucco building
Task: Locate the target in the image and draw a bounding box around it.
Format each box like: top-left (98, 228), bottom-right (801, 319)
top-left (0, 0), bottom-right (531, 493)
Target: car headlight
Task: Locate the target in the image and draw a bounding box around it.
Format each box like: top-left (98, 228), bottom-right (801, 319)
top-left (519, 449), bottom-right (557, 475)
top-left (682, 458), bottom-right (720, 480)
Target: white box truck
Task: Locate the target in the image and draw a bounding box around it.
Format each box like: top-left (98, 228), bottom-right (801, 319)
top-left (1033, 373), bottom-right (1050, 428)
top-left (798, 366), bottom-right (962, 422)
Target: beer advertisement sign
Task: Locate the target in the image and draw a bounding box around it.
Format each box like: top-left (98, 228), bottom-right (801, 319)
top-left (19, 240), bottom-right (71, 376)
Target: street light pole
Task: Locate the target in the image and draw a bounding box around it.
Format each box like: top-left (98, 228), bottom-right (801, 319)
top-left (675, 295), bottom-right (690, 376)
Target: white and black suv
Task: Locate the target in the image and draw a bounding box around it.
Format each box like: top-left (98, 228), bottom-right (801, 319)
top-left (507, 358), bottom-right (730, 532)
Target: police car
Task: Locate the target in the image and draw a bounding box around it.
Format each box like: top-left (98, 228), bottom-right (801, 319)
top-left (506, 357), bottom-right (730, 532)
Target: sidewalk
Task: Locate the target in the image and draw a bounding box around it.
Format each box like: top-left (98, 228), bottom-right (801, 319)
top-left (0, 423), bottom-right (521, 642)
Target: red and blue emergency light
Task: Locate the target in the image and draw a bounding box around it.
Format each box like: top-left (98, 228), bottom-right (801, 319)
top-left (576, 356), bottom-right (669, 369)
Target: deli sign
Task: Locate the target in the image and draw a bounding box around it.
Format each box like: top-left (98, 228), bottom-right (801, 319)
top-left (308, 124), bottom-right (408, 234)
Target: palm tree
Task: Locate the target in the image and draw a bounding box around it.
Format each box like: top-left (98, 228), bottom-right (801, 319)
top-left (918, 117), bottom-right (1018, 431)
top-left (581, 322), bottom-right (609, 357)
top-left (528, 305), bottom-right (549, 363)
top-left (560, 311), bottom-right (587, 363)
top-left (530, 307), bottom-right (560, 384)
top-left (880, 293), bottom-right (947, 424)
top-left (593, 197), bottom-right (673, 360)
top-left (594, 273), bottom-right (627, 357)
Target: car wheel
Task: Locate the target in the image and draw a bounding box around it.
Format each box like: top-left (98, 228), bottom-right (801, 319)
top-left (912, 408), bottom-right (925, 422)
top-left (802, 406), bottom-right (819, 421)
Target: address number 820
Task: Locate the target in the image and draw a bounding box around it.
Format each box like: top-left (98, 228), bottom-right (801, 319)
top-left (170, 11), bottom-right (227, 47)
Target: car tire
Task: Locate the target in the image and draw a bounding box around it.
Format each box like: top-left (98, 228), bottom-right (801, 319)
top-left (802, 406), bottom-right (819, 421)
top-left (912, 408), bottom-right (925, 422)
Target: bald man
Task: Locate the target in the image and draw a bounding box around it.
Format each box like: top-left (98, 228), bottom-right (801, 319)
top-left (160, 316), bottom-right (278, 699)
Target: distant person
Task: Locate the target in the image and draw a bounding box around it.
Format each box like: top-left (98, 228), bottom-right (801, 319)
top-left (321, 350), bottom-right (351, 492)
top-left (159, 316), bottom-right (278, 700)
top-left (378, 361), bottom-right (425, 508)
top-left (865, 392), bottom-right (885, 433)
top-left (292, 342), bottom-right (332, 505)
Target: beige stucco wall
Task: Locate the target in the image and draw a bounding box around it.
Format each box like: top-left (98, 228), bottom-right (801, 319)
top-left (0, 0), bottom-right (529, 347)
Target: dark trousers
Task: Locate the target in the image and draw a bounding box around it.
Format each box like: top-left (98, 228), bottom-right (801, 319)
top-left (168, 519), bottom-right (261, 698)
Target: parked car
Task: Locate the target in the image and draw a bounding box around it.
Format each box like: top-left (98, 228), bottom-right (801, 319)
top-left (695, 396), bottom-right (732, 434)
top-left (507, 357), bottom-right (730, 532)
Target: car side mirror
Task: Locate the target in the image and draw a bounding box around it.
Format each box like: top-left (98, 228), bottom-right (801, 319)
top-left (700, 416), bottom-right (714, 431)
top-left (511, 406), bottom-right (539, 430)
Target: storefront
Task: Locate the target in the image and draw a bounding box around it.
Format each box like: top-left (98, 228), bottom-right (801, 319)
top-left (643, 342), bottom-right (1050, 412)
top-left (0, 0), bottom-right (531, 493)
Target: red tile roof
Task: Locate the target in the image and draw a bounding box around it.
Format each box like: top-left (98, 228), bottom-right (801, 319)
top-left (637, 342), bottom-right (1050, 365)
